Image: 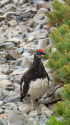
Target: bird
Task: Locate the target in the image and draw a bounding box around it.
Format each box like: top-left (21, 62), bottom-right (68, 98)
top-left (20, 49), bottom-right (50, 106)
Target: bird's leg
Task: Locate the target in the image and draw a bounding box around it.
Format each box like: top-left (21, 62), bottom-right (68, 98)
top-left (20, 92), bottom-right (24, 102)
top-left (30, 99), bottom-right (34, 110)
top-left (35, 99), bottom-right (39, 105)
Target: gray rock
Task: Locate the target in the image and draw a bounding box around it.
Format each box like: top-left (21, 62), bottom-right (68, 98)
top-left (0, 16), bottom-right (5, 22)
top-left (0, 80), bottom-right (13, 89)
top-left (0, 119), bottom-right (4, 125)
top-left (27, 27), bottom-right (33, 32)
top-left (10, 74), bottom-right (22, 83)
top-left (12, 0), bottom-right (19, 5)
top-left (3, 12), bottom-right (16, 18)
top-left (15, 48), bottom-right (24, 54)
top-left (8, 111), bottom-right (34, 125)
top-left (3, 94), bottom-right (20, 104)
top-left (0, 0), bottom-right (10, 7)
top-left (8, 111), bottom-right (22, 125)
top-left (0, 74), bottom-right (8, 81)
top-left (21, 57), bottom-right (32, 67)
top-left (8, 20), bottom-right (17, 26)
top-left (9, 61), bottom-right (16, 69)
top-left (37, 39), bottom-right (48, 49)
top-left (27, 35), bottom-right (35, 42)
top-left (6, 51), bottom-right (21, 60)
top-left (6, 38), bottom-right (20, 44)
top-left (55, 87), bottom-right (63, 97)
top-left (0, 107), bottom-right (4, 114)
top-left (4, 42), bottom-right (15, 50)
top-left (34, 24), bottom-right (42, 30)
top-left (38, 115), bottom-right (48, 125)
top-left (0, 52), bottom-right (6, 64)
top-left (29, 110), bottom-right (38, 117)
top-left (0, 101), bottom-right (3, 106)
top-left (5, 103), bottom-right (17, 110)
top-left (33, 8), bottom-right (47, 23)
top-left (19, 103), bottom-right (31, 113)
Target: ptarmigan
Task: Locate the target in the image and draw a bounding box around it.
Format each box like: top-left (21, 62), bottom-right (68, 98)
top-left (20, 49), bottom-right (50, 103)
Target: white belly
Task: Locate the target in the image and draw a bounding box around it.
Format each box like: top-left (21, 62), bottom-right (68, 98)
top-left (28, 78), bottom-right (49, 100)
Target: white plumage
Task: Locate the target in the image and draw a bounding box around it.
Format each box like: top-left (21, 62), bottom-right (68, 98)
top-left (27, 78), bottom-right (48, 100)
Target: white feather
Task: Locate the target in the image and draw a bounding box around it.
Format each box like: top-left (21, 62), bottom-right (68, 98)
top-left (28, 78), bottom-right (48, 100)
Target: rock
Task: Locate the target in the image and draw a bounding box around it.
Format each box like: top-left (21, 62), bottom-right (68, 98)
top-left (0, 0), bottom-right (10, 7)
top-left (0, 114), bottom-right (8, 125)
top-left (29, 110), bottom-right (38, 117)
top-left (0, 42), bottom-right (15, 50)
top-left (55, 87), bottom-right (63, 98)
top-left (8, 111), bottom-right (22, 125)
top-left (0, 52), bottom-right (6, 64)
top-left (19, 0), bottom-right (29, 5)
top-left (44, 86), bottom-right (62, 105)
top-left (37, 39), bottom-right (49, 49)
top-left (33, 8), bottom-right (47, 23)
top-left (3, 12), bottom-right (16, 18)
top-left (27, 27), bottom-right (33, 32)
top-left (0, 108), bottom-right (4, 114)
top-left (10, 68), bottom-right (27, 75)
top-left (15, 48), bottom-right (24, 54)
top-left (4, 42), bottom-right (15, 50)
top-left (2, 68), bottom-right (13, 75)
top-left (3, 94), bottom-right (20, 103)
top-left (34, 24), bottom-right (42, 30)
top-left (9, 73), bottom-right (21, 82)
top-left (19, 103), bottom-right (31, 113)
top-left (9, 61), bottom-right (16, 69)
top-left (3, 3), bottom-right (17, 12)
top-left (8, 111), bottom-right (34, 125)
top-left (5, 103), bottom-right (17, 110)
top-left (36, 30), bottom-right (48, 39)
top-left (16, 16), bottom-right (24, 22)
top-left (5, 37), bottom-right (20, 45)
top-left (8, 20), bottom-right (17, 26)
top-left (44, 97), bottom-right (50, 104)
top-left (21, 57), bottom-right (32, 67)
top-left (6, 51), bottom-right (21, 60)
top-left (0, 74), bottom-right (8, 81)
top-left (0, 80), bottom-right (13, 89)
top-left (1, 89), bottom-right (10, 98)
top-left (39, 104), bottom-right (53, 117)
top-left (38, 115), bottom-right (48, 125)
top-left (43, 109), bottom-right (53, 117)
top-left (0, 119), bottom-right (4, 125)
top-left (0, 101), bottom-right (3, 106)
top-left (27, 35), bottom-right (35, 42)
top-left (12, 0), bottom-right (19, 5)
top-left (0, 16), bottom-right (5, 22)
top-left (27, 20), bottom-right (35, 28)
top-left (57, 0), bottom-right (65, 4)
top-left (37, 1), bottom-right (47, 9)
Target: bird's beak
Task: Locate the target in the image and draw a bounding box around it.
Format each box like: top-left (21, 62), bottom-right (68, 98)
top-left (42, 51), bottom-right (46, 55)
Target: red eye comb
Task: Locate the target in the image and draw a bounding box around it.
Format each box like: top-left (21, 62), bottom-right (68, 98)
top-left (37, 49), bottom-right (44, 52)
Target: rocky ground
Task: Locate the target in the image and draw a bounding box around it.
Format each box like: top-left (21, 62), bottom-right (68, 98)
top-left (0, 0), bottom-right (63, 125)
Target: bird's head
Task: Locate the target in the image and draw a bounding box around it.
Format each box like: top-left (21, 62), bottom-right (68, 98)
top-left (35, 49), bottom-right (46, 58)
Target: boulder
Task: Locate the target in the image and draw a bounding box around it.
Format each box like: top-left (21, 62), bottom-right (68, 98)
top-left (19, 103), bottom-right (31, 113)
top-left (33, 8), bottom-right (47, 23)
top-left (0, 80), bottom-right (13, 89)
top-left (0, 0), bottom-right (10, 7)
top-left (0, 52), bottom-right (6, 64)
top-left (8, 20), bottom-right (17, 26)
